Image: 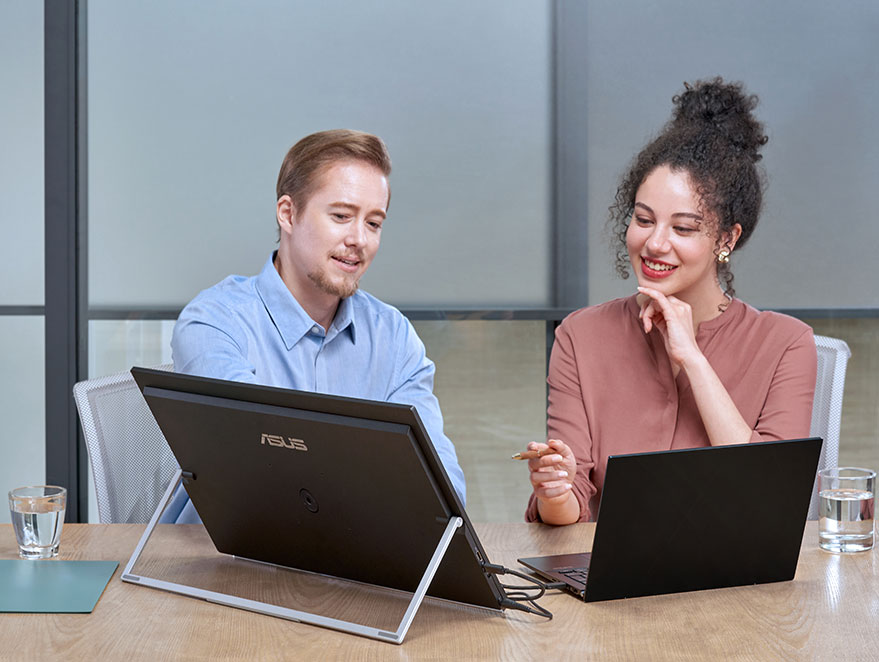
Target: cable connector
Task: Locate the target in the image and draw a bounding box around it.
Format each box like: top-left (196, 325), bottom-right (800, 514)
top-left (481, 561), bottom-right (507, 575)
top-left (500, 597), bottom-right (553, 620)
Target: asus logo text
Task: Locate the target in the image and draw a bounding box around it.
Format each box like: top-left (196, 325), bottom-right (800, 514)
top-left (260, 433), bottom-right (308, 451)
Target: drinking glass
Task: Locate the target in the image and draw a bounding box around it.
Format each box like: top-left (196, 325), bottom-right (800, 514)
top-left (8, 485), bottom-right (67, 559)
top-left (818, 467), bottom-right (875, 553)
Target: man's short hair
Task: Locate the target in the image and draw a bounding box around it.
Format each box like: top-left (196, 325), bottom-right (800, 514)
top-left (276, 129), bottom-right (392, 214)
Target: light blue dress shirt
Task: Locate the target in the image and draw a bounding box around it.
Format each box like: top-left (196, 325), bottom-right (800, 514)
top-left (161, 252), bottom-right (466, 523)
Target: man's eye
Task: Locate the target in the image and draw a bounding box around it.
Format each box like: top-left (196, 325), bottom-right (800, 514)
top-left (332, 213), bottom-right (348, 221)
top-left (368, 221), bottom-right (383, 230)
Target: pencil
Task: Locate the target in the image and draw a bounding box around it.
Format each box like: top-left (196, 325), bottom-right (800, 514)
top-left (511, 449), bottom-right (551, 460)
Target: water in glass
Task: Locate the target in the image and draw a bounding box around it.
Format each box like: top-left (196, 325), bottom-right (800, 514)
top-left (8, 486), bottom-right (66, 559)
top-left (818, 488), bottom-right (874, 553)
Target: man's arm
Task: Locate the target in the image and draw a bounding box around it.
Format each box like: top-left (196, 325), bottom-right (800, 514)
top-left (386, 319), bottom-right (467, 505)
top-left (164, 296), bottom-right (255, 525)
top-left (171, 297), bottom-right (257, 383)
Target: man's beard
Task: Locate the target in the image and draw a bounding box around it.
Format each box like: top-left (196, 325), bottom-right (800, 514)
top-left (308, 268), bottom-right (359, 299)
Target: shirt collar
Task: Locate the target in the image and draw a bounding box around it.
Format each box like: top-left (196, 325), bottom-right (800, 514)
top-left (330, 294), bottom-right (357, 344)
top-left (255, 251), bottom-right (357, 349)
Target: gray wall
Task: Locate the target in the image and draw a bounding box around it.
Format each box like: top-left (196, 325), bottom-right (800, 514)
top-left (580, 0), bottom-right (879, 310)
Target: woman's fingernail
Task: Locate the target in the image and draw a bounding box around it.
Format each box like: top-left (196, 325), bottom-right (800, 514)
top-left (559, 471), bottom-right (568, 478)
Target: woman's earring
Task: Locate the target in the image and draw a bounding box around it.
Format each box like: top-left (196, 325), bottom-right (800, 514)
top-left (717, 249), bottom-right (731, 264)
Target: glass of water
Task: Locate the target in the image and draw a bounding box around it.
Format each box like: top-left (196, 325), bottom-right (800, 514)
top-left (818, 467), bottom-right (875, 553)
top-left (8, 485), bottom-right (67, 559)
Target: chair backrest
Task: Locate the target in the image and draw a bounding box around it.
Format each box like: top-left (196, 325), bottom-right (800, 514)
top-left (807, 335), bottom-right (852, 519)
top-left (73, 364), bottom-right (176, 523)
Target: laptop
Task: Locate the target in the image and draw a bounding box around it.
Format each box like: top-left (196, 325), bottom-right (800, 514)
top-left (519, 437), bottom-right (822, 602)
top-left (126, 367), bottom-right (507, 643)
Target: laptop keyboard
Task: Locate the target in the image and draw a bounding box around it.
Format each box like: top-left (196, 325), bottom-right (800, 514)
top-left (558, 567), bottom-right (589, 588)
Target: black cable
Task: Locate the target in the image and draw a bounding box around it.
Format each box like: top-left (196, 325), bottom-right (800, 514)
top-left (481, 562), bottom-right (560, 620)
top-left (501, 596), bottom-right (553, 619)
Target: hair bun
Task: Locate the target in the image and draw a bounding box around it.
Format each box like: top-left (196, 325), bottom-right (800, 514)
top-left (671, 77), bottom-right (768, 161)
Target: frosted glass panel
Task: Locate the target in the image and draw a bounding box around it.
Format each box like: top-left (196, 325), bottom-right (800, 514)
top-left (583, 0), bottom-right (879, 309)
top-left (86, 317), bottom-right (545, 521)
top-left (88, 320), bottom-right (175, 378)
top-left (0, 317), bottom-right (45, 523)
top-left (0, 1), bottom-right (44, 305)
top-left (413, 320), bottom-right (546, 522)
top-left (89, 0), bottom-right (551, 308)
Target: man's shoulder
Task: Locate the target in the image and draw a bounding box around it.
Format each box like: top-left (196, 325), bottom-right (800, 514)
top-left (349, 289), bottom-right (419, 344)
top-left (181, 273), bottom-right (261, 322)
top-left (350, 289), bottom-right (408, 324)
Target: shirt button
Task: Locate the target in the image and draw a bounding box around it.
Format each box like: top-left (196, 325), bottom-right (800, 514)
top-left (312, 326), bottom-right (321, 334)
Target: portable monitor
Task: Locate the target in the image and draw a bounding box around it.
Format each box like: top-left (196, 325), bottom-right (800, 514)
top-left (124, 367), bottom-right (507, 644)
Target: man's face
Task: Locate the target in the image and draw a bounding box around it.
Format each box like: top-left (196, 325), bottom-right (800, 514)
top-left (278, 160), bottom-right (389, 303)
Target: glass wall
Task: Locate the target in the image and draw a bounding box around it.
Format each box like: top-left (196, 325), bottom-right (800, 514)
top-left (0, 2), bottom-right (45, 523)
top-left (412, 320), bottom-right (547, 522)
top-left (70, 1), bottom-right (879, 522)
top-left (83, 319), bottom-right (546, 523)
top-left (0, 2), bottom-right (44, 304)
top-left (85, 0), bottom-right (552, 521)
top-left (0, 319), bottom-right (46, 523)
top-left (88, 321), bottom-right (174, 378)
top-left (807, 318), bottom-right (879, 474)
top-left (88, 0), bottom-right (551, 310)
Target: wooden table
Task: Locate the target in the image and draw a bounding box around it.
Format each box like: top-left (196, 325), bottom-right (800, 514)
top-left (1, 522), bottom-right (876, 661)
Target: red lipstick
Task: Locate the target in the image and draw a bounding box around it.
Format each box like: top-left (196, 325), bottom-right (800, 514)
top-left (640, 257), bottom-right (677, 280)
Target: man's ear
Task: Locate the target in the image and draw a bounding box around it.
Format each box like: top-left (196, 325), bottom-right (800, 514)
top-left (276, 195), bottom-right (297, 236)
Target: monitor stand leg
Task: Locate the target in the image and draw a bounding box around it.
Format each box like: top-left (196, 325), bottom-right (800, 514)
top-left (122, 467), bottom-right (184, 579)
top-left (122, 469), bottom-right (464, 644)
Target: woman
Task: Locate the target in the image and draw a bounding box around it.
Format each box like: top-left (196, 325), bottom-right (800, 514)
top-left (524, 78), bottom-right (817, 525)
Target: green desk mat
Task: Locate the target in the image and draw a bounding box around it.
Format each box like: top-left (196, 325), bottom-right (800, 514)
top-left (0, 560), bottom-right (118, 613)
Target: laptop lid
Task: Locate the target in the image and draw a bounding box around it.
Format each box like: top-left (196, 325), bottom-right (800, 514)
top-left (523, 437), bottom-right (822, 602)
top-left (130, 367), bottom-right (505, 611)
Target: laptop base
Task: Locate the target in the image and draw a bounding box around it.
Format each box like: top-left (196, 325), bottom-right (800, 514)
top-left (518, 553), bottom-right (591, 600)
top-left (122, 470), bottom-right (463, 645)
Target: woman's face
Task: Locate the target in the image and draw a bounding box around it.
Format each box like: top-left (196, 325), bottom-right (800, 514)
top-left (626, 165), bottom-right (737, 305)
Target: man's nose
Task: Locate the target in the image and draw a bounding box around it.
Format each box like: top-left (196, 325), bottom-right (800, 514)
top-left (345, 219), bottom-right (367, 246)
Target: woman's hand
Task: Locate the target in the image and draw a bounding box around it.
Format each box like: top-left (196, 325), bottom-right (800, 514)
top-left (526, 438), bottom-right (576, 502)
top-left (638, 285), bottom-right (752, 447)
top-left (637, 286), bottom-right (703, 369)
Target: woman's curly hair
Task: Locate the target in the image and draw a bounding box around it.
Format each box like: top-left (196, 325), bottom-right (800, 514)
top-left (608, 77), bottom-right (768, 297)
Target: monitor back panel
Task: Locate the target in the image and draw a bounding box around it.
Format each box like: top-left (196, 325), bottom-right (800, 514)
top-left (140, 381), bottom-right (503, 609)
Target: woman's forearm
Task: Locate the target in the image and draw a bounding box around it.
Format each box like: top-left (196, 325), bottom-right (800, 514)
top-left (683, 354), bottom-right (753, 446)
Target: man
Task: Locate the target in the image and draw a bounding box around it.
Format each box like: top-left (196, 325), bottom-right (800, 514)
top-left (162, 129), bottom-right (465, 523)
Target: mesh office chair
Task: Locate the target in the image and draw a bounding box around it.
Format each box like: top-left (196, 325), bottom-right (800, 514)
top-left (73, 364), bottom-right (177, 523)
top-left (808, 335), bottom-right (852, 519)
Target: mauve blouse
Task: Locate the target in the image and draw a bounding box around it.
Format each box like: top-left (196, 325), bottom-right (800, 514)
top-left (525, 295), bottom-right (817, 523)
